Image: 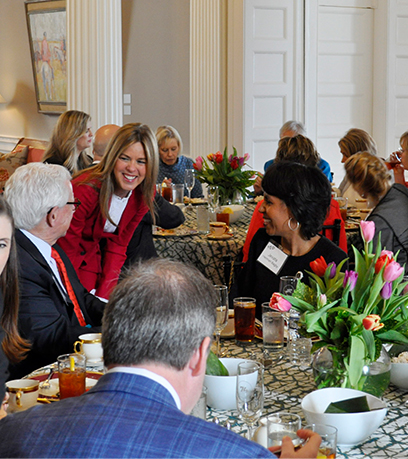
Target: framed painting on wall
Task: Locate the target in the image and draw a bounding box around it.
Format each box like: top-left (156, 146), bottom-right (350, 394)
top-left (25, 0), bottom-right (67, 114)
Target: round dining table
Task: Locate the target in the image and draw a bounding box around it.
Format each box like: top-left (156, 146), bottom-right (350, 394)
top-left (153, 202), bottom-right (256, 285)
top-left (208, 338), bottom-right (408, 459)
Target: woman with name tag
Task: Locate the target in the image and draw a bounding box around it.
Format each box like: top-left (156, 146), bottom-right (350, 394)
top-left (232, 161), bottom-right (348, 319)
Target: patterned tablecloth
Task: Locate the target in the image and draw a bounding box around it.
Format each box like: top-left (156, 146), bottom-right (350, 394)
top-left (153, 203), bottom-right (256, 285)
top-left (208, 339), bottom-right (408, 459)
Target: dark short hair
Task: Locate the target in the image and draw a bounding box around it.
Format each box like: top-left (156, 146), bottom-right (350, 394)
top-left (102, 258), bottom-right (216, 370)
top-left (261, 161), bottom-right (331, 239)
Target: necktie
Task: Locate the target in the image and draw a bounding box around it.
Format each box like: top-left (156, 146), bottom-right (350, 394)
top-left (51, 248), bottom-right (86, 326)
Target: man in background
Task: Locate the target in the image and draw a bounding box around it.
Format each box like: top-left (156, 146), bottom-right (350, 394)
top-left (0, 258), bottom-right (321, 458)
top-left (4, 163), bottom-right (105, 378)
top-left (92, 124), bottom-right (120, 163)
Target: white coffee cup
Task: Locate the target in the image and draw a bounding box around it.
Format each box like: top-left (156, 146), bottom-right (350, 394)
top-left (74, 333), bottom-right (103, 363)
top-left (6, 379), bottom-right (39, 412)
top-left (209, 221), bottom-right (229, 237)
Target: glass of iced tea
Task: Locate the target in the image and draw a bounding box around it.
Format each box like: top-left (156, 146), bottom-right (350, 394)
top-left (304, 424), bottom-right (337, 458)
top-left (58, 353), bottom-right (86, 399)
top-left (233, 297), bottom-right (256, 344)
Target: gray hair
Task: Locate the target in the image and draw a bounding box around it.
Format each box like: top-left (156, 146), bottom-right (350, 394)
top-left (4, 163), bottom-right (71, 230)
top-left (279, 120), bottom-right (306, 138)
top-left (102, 258), bottom-right (216, 370)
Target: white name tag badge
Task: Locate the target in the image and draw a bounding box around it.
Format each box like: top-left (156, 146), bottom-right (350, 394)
top-left (257, 242), bottom-right (288, 275)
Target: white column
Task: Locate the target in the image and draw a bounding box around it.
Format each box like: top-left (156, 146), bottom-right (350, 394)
top-left (67, 0), bottom-right (122, 128)
top-left (190, 0), bottom-right (223, 158)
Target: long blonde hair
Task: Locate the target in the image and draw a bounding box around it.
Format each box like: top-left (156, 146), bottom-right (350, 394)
top-left (43, 110), bottom-right (92, 174)
top-left (75, 123), bottom-right (159, 224)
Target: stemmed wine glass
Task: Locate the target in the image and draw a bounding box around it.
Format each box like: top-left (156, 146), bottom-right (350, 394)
top-left (213, 285), bottom-right (228, 356)
top-left (184, 169), bottom-right (195, 210)
top-left (236, 361), bottom-right (264, 440)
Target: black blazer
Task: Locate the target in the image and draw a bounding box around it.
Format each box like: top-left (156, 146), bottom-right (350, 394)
top-left (9, 230), bottom-right (105, 379)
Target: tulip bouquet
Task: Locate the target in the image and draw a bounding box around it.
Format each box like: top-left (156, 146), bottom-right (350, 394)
top-left (271, 221), bottom-right (408, 393)
top-left (193, 147), bottom-right (256, 205)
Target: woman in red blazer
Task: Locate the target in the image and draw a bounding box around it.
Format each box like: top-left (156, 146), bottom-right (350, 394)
top-left (58, 123), bottom-right (159, 299)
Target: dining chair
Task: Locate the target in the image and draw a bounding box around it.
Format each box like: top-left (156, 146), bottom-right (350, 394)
top-left (321, 218), bottom-right (342, 246)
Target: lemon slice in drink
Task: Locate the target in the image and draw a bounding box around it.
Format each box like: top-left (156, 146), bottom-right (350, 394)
top-left (222, 207), bottom-right (234, 214)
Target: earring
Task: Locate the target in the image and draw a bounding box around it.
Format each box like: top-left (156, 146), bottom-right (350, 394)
top-left (288, 218), bottom-right (299, 231)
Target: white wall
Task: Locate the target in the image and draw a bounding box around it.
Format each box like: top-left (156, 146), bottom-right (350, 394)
top-left (121, 0), bottom-right (191, 154)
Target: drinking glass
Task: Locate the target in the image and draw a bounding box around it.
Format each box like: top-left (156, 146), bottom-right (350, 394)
top-left (213, 285), bottom-right (228, 356)
top-left (279, 276), bottom-right (298, 295)
top-left (233, 297), bottom-right (256, 344)
top-left (267, 412), bottom-right (301, 447)
top-left (304, 424), bottom-right (337, 458)
top-left (207, 185), bottom-right (219, 213)
top-left (236, 361), bottom-right (264, 440)
top-left (184, 169), bottom-right (195, 210)
top-left (58, 353), bottom-right (86, 399)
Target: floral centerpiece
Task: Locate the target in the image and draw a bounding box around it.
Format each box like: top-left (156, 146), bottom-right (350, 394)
top-left (270, 221), bottom-right (408, 396)
top-left (193, 147), bottom-right (256, 205)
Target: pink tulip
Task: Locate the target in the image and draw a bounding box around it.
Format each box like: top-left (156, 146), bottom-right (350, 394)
top-left (362, 314), bottom-right (384, 331)
top-left (193, 156), bottom-right (203, 171)
top-left (360, 221), bottom-right (375, 243)
top-left (244, 153), bottom-right (250, 162)
top-left (383, 261), bottom-right (404, 282)
top-left (269, 292), bottom-right (292, 312)
top-left (380, 282), bottom-right (392, 300)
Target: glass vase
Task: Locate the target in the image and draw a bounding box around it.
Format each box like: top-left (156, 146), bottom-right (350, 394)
top-left (312, 345), bottom-right (391, 397)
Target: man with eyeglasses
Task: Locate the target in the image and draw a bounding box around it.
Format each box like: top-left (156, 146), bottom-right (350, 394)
top-left (4, 163), bottom-right (105, 379)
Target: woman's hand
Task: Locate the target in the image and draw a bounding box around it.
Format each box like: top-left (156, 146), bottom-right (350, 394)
top-left (0, 392), bottom-right (9, 419)
top-left (162, 178), bottom-right (173, 187)
top-left (393, 163), bottom-right (406, 185)
top-left (269, 429), bottom-right (322, 458)
top-left (253, 174), bottom-right (263, 196)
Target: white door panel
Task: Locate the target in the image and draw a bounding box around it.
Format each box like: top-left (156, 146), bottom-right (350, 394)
top-left (314, 4), bottom-right (374, 186)
top-left (244, 0), bottom-right (301, 173)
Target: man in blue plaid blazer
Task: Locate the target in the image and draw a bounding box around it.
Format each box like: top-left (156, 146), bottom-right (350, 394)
top-left (0, 259), bottom-right (320, 458)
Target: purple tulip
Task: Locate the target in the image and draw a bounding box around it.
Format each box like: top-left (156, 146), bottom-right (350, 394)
top-left (384, 261), bottom-right (404, 282)
top-left (238, 156), bottom-right (245, 167)
top-left (328, 262), bottom-right (336, 279)
top-left (343, 270), bottom-right (358, 291)
top-left (360, 221), bottom-right (375, 243)
top-left (380, 281), bottom-right (392, 300)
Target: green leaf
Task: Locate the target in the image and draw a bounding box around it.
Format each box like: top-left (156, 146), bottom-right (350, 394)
top-left (347, 335), bottom-right (366, 388)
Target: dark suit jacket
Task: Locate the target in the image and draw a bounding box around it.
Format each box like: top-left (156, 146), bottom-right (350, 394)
top-left (124, 193), bottom-right (185, 266)
top-left (9, 230), bottom-right (105, 379)
top-left (0, 371), bottom-right (274, 458)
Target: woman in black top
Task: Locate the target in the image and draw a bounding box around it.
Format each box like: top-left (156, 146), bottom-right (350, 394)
top-left (232, 162), bottom-right (348, 319)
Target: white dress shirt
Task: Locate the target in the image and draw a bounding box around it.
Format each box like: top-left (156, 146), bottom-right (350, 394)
top-left (107, 366), bottom-right (181, 409)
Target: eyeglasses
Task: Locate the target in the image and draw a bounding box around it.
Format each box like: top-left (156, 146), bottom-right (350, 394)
top-left (66, 198), bottom-right (81, 211)
top-left (47, 198), bottom-right (81, 214)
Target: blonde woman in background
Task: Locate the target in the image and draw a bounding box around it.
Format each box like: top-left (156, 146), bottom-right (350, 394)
top-left (337, 128), bottom-right (378, 205)
top-left (42, 110), bottom-right (93, 174)
top-left (345, 152), bottom-right (408, 272)
top-left (156, 125), bottom-right (203, 198)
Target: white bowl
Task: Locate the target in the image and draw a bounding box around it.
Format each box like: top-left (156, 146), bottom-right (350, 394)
top-left (220, 205), bottom-right (245, 224)
top-left (204, 357), bottom-right (248, 410)
top-left (302, 387), bottom-right (387, 446)
top-left (391, 362), bottom-right (408, 390)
